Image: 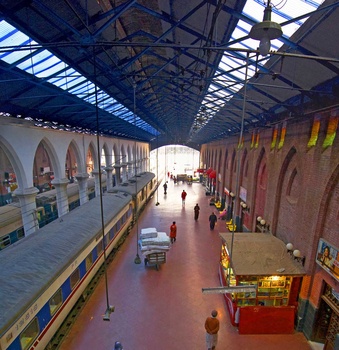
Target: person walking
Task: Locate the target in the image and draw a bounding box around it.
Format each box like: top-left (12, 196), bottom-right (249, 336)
top-left (205, 310), bottom-right (219, 350)
top-left (169, 221), bottom-right (177, 243)
top-left (209, 211), bottom-right (217, 230)
top-left (181, 190), bottom-right (187, 206)
top-left (114, 341), bottom-right (123, 350)
top-left (194, 203), bottom-right (200, 220)
top-left (163, 182), bottom-right (168, 194)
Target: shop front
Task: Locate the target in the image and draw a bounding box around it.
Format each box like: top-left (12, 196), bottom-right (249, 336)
top-left (219, 232), bottom-right (305, 334)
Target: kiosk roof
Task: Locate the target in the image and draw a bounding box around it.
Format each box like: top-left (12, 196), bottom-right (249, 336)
top-left (219, 232), bottom-right (305, 276)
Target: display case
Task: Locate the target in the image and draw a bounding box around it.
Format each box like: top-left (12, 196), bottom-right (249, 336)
top-left (257, 276), bottom-right (291, 306)
top-left (219, 260), bottom-right (292, 307)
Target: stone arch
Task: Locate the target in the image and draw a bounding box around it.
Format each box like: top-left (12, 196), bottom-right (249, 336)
top-left (112, 143), bottom-right (118, 164)
top-left (223, 149), bottom-right (228, 187)
top-left (86, 141), bottom-right (97, 174)
top-left (240, 148), bottom-right (248, 186)
top-left (217, 149), bottom-right (222, 173)
top-left (307, 163), bottom-right (339, 306)
top-left (272, 146), bottom-right (298, 236)
top-left (120, 144), bottom-right (126, 163)
top-left (252, 147), bottom-right (267, 229)
top-left (0, 136), bottom-right (28, 190)
top-left (68, 140), bottom-right (85, 174)
top-left (126, 145), bottom-right (132, 163)
top-left (34, 138), bottom-right (63, 181)
top-left (230, 149), bottom-right (236, 191)
top-left (101, 142), bottom-right (111, 168)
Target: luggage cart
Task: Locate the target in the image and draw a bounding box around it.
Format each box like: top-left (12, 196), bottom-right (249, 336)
top-left (144, 252), bottom-right (166, 270)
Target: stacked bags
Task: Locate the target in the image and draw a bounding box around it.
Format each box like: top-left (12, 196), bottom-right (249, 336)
top-left (139, 227), bottom-right (171, 256)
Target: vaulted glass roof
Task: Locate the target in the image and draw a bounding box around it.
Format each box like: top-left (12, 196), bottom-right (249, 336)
top-left (0, 0), bottom-right (337, 149)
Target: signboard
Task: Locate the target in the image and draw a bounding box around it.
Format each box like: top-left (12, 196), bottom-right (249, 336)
top-left (316, 238), bottom-right (339, 282)
top-left (202, 286), bottom-right (256, 294)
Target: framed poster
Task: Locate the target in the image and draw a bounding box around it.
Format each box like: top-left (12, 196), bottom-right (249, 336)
top-left (316, 239), bottom-right (339, 282)
top-left (239, 186), bottom-right (247, 202)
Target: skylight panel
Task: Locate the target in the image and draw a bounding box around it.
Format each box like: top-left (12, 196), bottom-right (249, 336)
top-left (111, 104), bottom-right (125, 113)
top-left (16, 50), bottom-right (53, 74)
top-left (96, 94), bottom-right (110, 104)
top-left (0, 20), bottom-right (158, 136)
top-left (48, 68), bottom-right (81, 87)
top-left (68, 81), bottom-right (95, 95)
top-left (0, 22), bottom-right (37, 64)
top-left (86, 94), bottom-right (99, 104)
top-left (195, 0), bottom-right (323, 129)
top-left (35, 59), bottom-right (65, 78)
top-left (115, 107), bottom-right (129, 117)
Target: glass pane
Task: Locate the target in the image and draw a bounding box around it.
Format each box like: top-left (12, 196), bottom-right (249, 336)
top-left (49, 289), bottom-right (63, 316)
top-left (20, 317), bottom-right (39, 350)
top-left (70, 268), bottom-right (80, 290)
top-left (86, 252), bottom-right (93, 271)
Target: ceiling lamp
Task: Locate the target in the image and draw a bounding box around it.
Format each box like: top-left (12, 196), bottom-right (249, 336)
top-left (249, 0), bottom-right (283, 56)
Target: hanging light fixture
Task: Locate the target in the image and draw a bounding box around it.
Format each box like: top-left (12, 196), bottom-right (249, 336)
top-left (249, 0), bottom-right (283, 56)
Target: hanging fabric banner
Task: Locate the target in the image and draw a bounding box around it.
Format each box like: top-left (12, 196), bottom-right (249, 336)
top-left (250, 131), bottom-right (256, 149)
top-left (322, 108), bottom-right (339, 149)
top-left (307, 113), bottom-right (321, 148)
top-left (278, 121), bottom-right (287, 150)
top-left (255, 130), bottom-right (260, 149)
top-left (271, 124), bottom-right (278, 150)
top-left (238, 136), bottom-right (244, 149)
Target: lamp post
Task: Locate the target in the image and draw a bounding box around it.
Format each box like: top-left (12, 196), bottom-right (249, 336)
top-left (240, 202), bottom-right (249, 232)
top-left (230, 191), bottom-right (235, 217)
top-left (133, 82), bottom-right (141, 265)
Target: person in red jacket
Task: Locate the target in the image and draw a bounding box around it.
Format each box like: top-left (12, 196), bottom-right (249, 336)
top-left (169, 221), bottom-right (177, 243)
top-left (181, 190), bottom-right (187, 206)
top-left (204, 310), bottom-right (219, 350)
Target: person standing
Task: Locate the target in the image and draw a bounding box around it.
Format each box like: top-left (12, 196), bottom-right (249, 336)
top-left (169, 221), bottom-right (177, 243)
top-left (205, 310), bottom-right (219, 350)
top-left (163, 182), bottom-right (168, 194)
top-left (209, 211), bottom-right (217, 230)
top-left (194, 203), bottom-right (200, 220)
top-left (181, 190), bottom-right (187, 206)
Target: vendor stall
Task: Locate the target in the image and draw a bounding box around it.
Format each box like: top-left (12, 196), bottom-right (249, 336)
top-left (218, 232), bottom-right (305, 334)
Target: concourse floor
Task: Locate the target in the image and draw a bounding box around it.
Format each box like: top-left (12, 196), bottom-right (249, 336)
top-left (59, 178), bottom-right (312, 350)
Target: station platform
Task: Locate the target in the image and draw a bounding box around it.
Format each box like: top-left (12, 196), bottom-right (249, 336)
top-left (59, 177), bottom-right (314, 350)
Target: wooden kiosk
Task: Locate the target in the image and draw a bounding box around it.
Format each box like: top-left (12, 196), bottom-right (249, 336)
top-left (218, 232), bottom-right (305, 334)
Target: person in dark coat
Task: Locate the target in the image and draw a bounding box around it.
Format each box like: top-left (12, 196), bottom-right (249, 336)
top-left (194, 203), bottom-right (200, 220)
top-left (209, 211), bottom-right (217, 230)
top-left (163, 182), bottom-right (168, 194)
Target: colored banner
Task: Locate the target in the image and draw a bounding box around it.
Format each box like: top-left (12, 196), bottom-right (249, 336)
top-left (271, 125), bottom-right (278, 150)
top-left (278, 121), bottom-right (287, 150)
top-left (255, 131), bottom-right (260, 149)
top-left (322, 108), bottom-right (339, 149)
top-left (307, 114), bottom-right (321, 148)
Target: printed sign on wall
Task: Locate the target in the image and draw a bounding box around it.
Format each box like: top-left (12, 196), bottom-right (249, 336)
top-left (316, 238), bottom-right (339, 282)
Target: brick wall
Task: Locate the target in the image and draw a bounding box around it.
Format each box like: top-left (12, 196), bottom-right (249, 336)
top-left (200, 110), bottom-right (339, 337)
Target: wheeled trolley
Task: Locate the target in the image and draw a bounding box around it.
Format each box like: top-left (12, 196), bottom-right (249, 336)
top-left (144, 252), bottom-right (166, 270)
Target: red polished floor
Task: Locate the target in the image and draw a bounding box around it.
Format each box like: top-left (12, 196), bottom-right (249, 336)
top-left (59, 179), bottom-right (312, 350)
